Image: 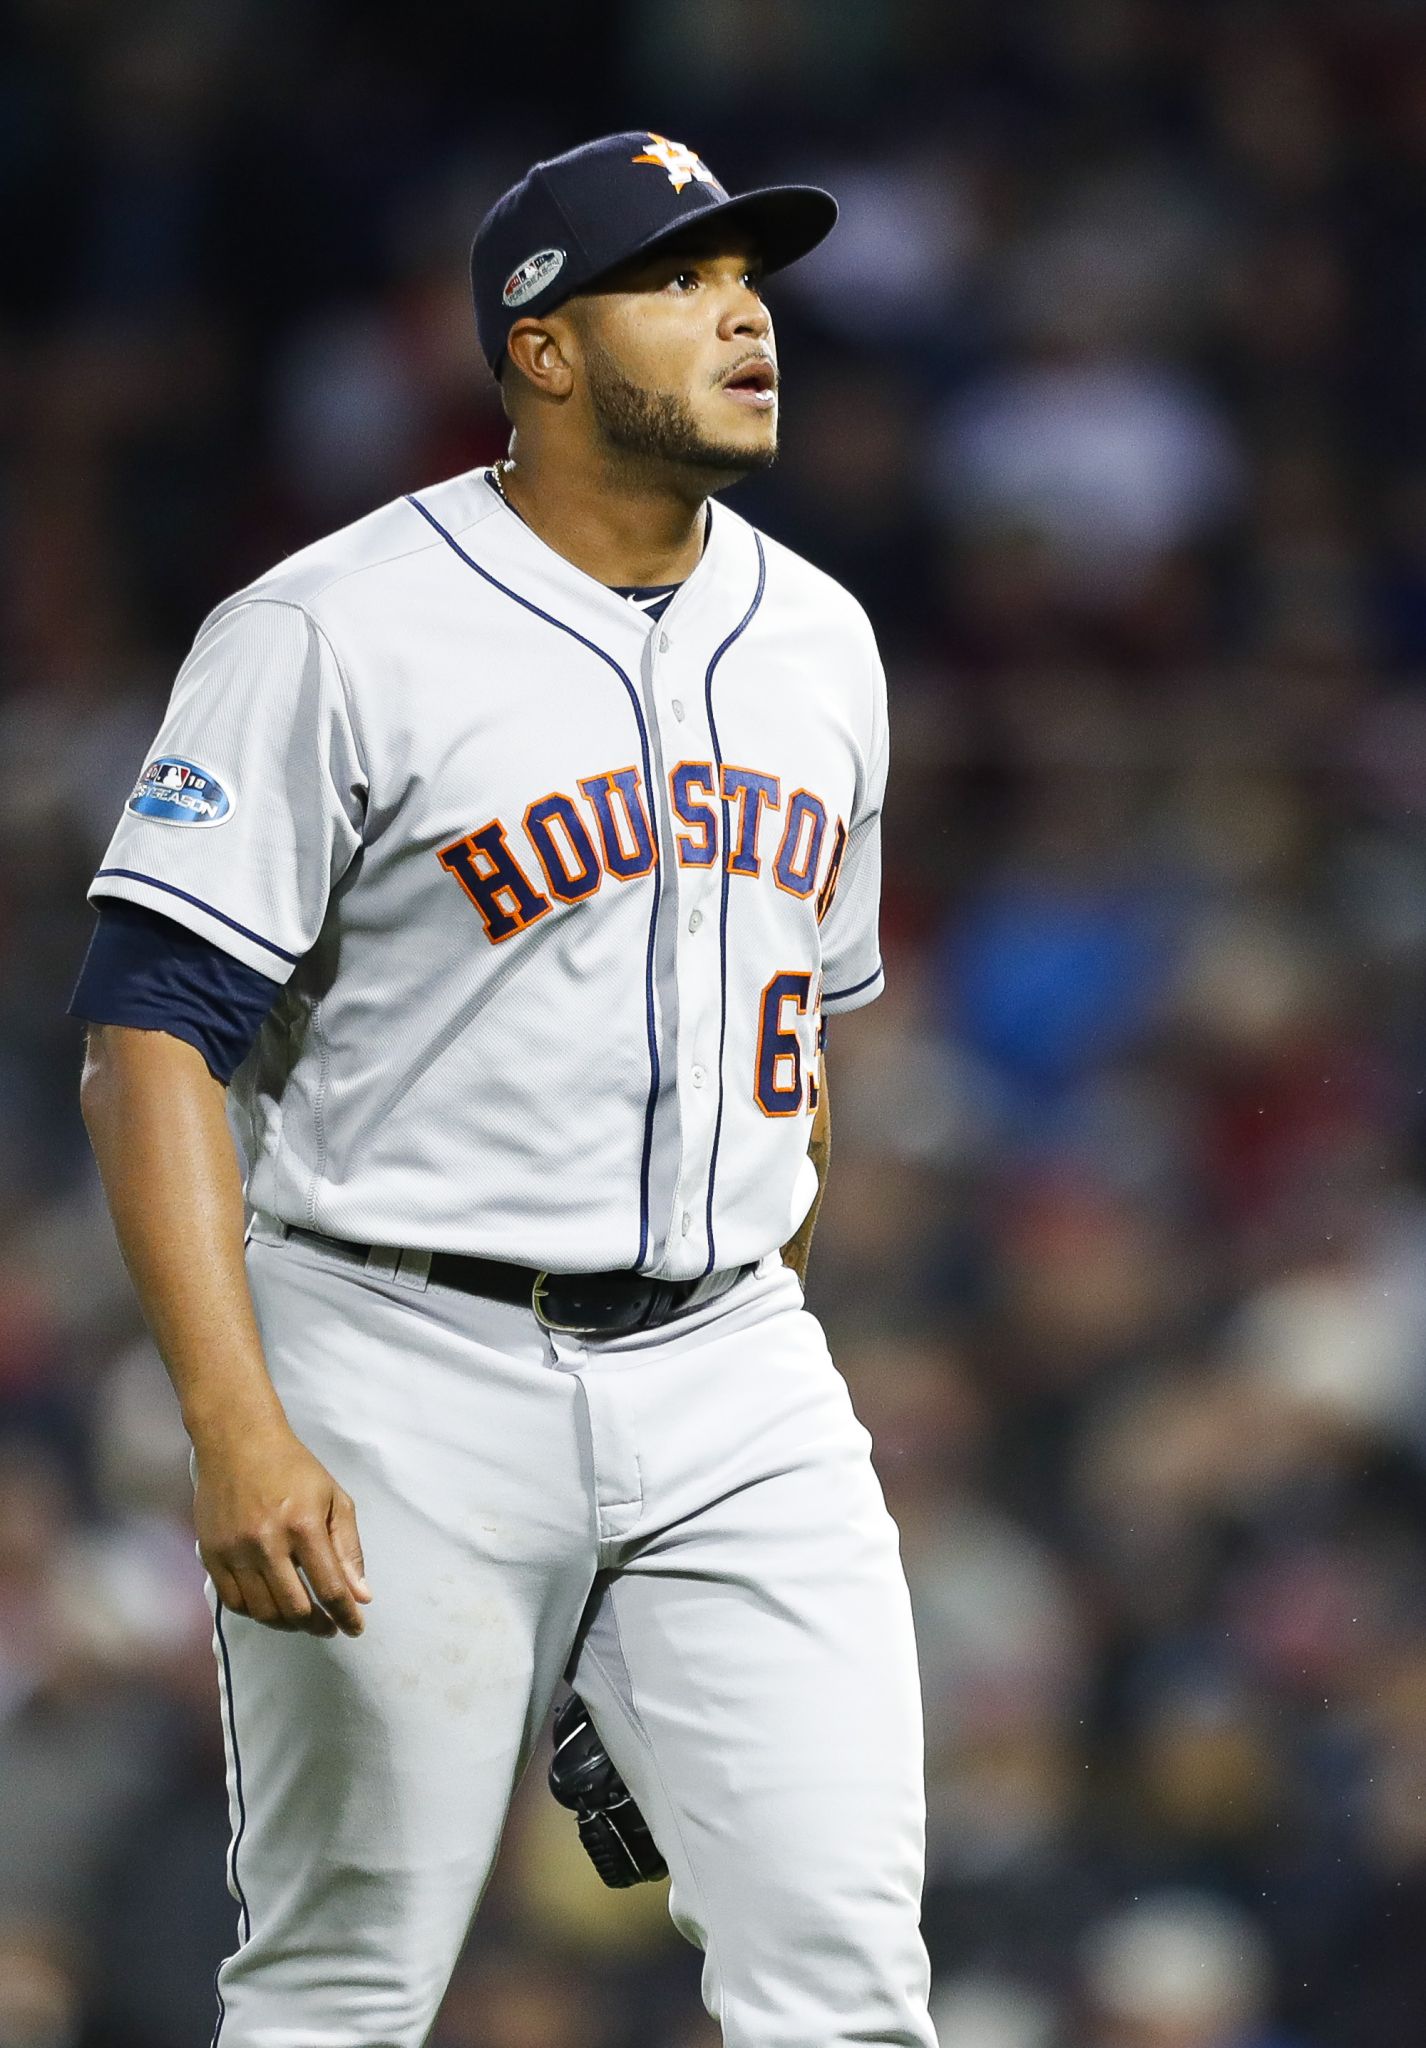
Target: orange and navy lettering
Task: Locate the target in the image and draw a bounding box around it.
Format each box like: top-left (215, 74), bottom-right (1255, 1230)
top-left (578, 767), bottom-right (658, 879)
top-left (755, 969), bottom-right (814, 1116)
top-left (815, 817), bottom-right (848, 923)
top-left (437, 822), bottom-right (551, 944)
top-left (438, 759), bottom-right (842, 947)
top-left (805, 988), bottom-right (826, 1114)
top-left (773, 790), bottom-right (827, 898)
top-left (670, 761), bottom-right (718, 867)
top-left (721, 766), bottom-right (781, 876)
top-left (524, 792), bottom-right (602, 904)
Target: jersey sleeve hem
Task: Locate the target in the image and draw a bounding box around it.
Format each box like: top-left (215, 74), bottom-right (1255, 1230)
top-left (821, 962), bottom-right (885, 1014)
top-left (65, 1006), bottom-right (232, 1084)
top-left (89, 869), bottom-right (302, 982)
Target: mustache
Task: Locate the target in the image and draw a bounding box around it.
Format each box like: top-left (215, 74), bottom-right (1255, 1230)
top-left (715, 351), bottom-right (779, 389)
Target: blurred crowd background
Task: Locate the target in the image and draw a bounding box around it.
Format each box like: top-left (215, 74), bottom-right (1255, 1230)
top-left (5, 0), bottom-right (1426, 2042)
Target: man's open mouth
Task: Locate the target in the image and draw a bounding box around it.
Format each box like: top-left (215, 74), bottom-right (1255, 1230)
top-left (721, 359), bottom-right (778, 405)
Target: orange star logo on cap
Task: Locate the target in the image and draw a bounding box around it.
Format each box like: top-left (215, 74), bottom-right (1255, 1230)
top-left (631, 132), bottom-right (720, 194)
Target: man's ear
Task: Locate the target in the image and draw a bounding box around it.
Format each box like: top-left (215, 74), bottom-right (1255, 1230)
top-left (504, 316), bottom-right (577, 402)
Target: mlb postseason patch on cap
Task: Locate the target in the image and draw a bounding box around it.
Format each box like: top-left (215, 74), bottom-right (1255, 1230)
top-left (503, 247), bottom-right (566, 308)
top-left (126, 757), bottom-right (234, 827)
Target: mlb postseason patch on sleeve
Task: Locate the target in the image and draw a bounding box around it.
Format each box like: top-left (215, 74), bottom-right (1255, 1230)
top-left (126, 757), bottom-right (234, 827)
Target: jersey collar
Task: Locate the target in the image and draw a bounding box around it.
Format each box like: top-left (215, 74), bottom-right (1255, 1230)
top-left (474, 466), bottom-right (753, 646)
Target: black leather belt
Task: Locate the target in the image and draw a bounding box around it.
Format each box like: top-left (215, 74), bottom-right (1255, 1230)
top-left (279, 1223), bottom-right (750, 1338)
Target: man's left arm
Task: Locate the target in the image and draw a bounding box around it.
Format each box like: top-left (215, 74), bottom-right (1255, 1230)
top-left (780, 1056), bottom-right (829, 1287)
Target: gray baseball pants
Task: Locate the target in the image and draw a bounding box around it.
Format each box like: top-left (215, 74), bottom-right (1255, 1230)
top-left (207, 1227), bottom-right (937, 2047)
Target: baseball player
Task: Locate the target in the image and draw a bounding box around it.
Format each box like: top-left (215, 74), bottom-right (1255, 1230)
top-left (72, 132), bottom-right (937, 2047)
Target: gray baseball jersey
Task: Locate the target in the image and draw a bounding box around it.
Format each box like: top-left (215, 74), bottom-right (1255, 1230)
top-left (88, 469), bottom-right (888, 1279)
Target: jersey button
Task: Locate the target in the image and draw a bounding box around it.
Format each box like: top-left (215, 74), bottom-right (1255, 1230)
top-left (691, 1064), bottom-right (706, 1087)
top-left (658, 631), bottom-right (670, 654)
top-left (688, 909), bottom-right (703, 933)
top-left (672, 697), bottom-right (685, 721)
top-left (681, 1211), bottom-right (692, 1236)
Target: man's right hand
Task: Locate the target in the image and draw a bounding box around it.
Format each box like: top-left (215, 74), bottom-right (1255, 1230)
top-left (79, 1026), bottom-right (374, 1643)
top-left (194, 1422), bottom-right (372, 1639)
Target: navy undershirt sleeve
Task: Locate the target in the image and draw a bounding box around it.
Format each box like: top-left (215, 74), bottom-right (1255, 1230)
top-left (69, 900), bottom-right (283, 1085)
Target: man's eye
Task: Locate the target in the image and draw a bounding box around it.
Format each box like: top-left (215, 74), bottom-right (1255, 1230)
top-left (665, 267), bottom-right (764, 292)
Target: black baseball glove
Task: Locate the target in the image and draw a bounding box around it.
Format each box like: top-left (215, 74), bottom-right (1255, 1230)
top-left (547, 1691), bottom-right (668, 1887)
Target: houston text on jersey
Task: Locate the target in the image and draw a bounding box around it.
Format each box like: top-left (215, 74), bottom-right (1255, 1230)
top-left (436, 760), bottom-right (845, 947)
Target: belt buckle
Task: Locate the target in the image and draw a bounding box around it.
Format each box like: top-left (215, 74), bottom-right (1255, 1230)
top-left (531, 1270), bottom-right (663, 1337)
top-left (531, 1271), bottom-right (599, 1336)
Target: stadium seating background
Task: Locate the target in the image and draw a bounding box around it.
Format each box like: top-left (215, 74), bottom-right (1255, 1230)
top-left (5, 4), bottom-right (1426, 2043)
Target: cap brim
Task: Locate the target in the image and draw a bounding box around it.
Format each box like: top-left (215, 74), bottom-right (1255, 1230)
top-left (591, 183), bottom-right (838, 288)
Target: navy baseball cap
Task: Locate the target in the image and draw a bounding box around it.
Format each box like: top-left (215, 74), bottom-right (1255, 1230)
top-left (471, 130), bottom-right (837, 373)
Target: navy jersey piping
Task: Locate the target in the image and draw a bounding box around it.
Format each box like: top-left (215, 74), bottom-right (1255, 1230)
top-left (213, 1603), bottom-right (251, 1943)
top-left (211, 1598), bottom-right (251, 2045)
top-left (94, 870), bottom-right (302, 966)
top-left (825, 963), bottom-right (883, 1002)
top-left (700, 532), bottom-right (768, 1277)
top-left (404, 490), bottom-right (663, 1269)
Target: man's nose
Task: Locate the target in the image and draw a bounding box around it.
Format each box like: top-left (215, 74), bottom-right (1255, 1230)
top-left (720, 285), bottom-right (771, 340)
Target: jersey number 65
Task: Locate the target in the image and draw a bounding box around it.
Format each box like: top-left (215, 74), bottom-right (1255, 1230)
top-left (755, 971), bottom-right (822, 1117)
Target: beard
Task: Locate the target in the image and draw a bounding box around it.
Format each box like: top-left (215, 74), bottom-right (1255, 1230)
top-left (583, 338), bottom-right (778, 480)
